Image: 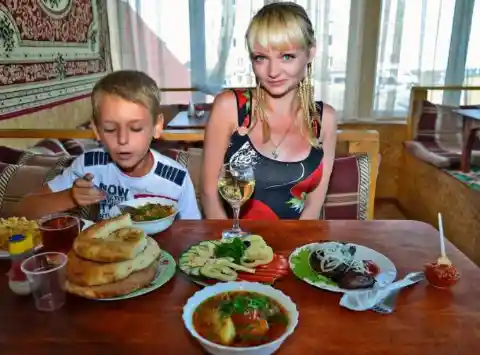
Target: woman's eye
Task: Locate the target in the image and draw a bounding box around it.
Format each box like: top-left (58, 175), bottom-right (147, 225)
top-left (131, 127), bottom-right (143, 132)
top-left (103, 128), bottom-right (116, 133)
top-left (282, 54), bottom-right (295, 61)
top-left (252, 55), bottom-right (265, 62)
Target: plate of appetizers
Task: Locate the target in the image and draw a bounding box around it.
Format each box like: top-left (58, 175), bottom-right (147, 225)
top-left (178, 235), bottom-right (289, 286)
top-left (289, 241), bottom-right (397, 293)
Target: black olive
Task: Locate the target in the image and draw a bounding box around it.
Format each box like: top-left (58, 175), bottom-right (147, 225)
top-left (243, 241), bottom-right (251, 248)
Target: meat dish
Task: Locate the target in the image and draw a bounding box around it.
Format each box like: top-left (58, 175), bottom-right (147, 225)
top-left (193, 291), bottom-right (289, 347)
top-left (308, 242), bottom-right (379, 289)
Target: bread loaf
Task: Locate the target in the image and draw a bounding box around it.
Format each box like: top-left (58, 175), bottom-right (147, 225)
top-left (67, 236), bottom-right (161, 286)
top-left (65, 259), bottom-right (159, 299)
top-left (73, 214), bottom-right (147, 262)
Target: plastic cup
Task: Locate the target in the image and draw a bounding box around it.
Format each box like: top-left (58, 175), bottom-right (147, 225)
top-left (21, 252), bottom-right (68, 312)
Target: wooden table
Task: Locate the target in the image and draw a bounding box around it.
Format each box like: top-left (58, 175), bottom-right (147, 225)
top-left (167, 110), bottom-right (210, 129)
top-left (454, 109), bottom-right (480, 172)
top-left (1, 220), bottom-right (479, 354)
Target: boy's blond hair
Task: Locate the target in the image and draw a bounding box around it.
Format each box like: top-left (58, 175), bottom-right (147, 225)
top-left (91, 70), bottom-right (161, 122)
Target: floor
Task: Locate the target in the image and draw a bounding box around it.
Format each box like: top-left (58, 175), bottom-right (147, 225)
top-left (374, 199), bottom-right (406, 220)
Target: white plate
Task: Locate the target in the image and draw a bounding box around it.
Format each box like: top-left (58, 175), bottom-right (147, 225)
top-left (289, 242), bottom-right (397, 293)
top-left (95, 250), bottom-right (176, 301)
top-left (0, 218), bottom-right (95, 259)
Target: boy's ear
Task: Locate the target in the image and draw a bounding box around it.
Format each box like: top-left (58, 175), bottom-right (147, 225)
top-left (90, 120), bottom-right (101, 141)
top-left (153, 113), bottom-right (164, 140)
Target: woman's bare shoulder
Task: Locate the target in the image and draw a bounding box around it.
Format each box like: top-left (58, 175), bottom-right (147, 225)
top-left (212, 89), bottom-right (238, 110)
top-left (208, 90), bottom-right (239, 130)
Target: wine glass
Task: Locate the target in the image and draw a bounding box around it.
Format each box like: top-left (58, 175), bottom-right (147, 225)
top-left (217, 162), bottom-right (255, 239)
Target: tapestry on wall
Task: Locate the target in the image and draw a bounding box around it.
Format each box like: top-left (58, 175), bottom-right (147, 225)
top-left (0, 0), bottom-right (111, 119)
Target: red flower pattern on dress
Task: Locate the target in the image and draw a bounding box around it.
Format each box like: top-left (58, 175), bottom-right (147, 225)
top-left (287, 163), bottom-right (324, 212)
top-left (241, 200), bottom-right (279, 220)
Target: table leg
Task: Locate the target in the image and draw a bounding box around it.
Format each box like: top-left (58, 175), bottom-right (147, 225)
top-left (460, 118), bottom-right (477, 173)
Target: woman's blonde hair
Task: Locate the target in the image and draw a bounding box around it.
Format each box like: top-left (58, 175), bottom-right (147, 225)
top-left (246, 2), bottom-right (320, 148)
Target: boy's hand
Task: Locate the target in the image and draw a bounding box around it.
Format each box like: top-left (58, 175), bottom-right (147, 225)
top-left (71, 173), bottom-right (105, 206)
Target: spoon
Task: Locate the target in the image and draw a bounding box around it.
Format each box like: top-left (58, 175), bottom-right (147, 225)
top-left (437, 213), bottom-right (452, 266)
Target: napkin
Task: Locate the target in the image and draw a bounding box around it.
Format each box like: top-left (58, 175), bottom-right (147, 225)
top-left (339, 273), bottom-right (392, 311)
top-left (339, 272), bottom-right (423, 311)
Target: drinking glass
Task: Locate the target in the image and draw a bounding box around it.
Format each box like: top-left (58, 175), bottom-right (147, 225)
top-left (217, 162), bottom-right (255, 239)
top-left (21, 252), bottom-right (68, 312)
top-left (38, 213), bottom-right (80, 254)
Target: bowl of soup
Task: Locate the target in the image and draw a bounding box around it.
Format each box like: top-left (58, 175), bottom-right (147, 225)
top-left (182, 281), bottom-right (299, 355)
top-left (109, 197), bottom-right (178, 235)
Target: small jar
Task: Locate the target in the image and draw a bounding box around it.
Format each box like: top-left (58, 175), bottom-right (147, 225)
top-left (7, 233), bottom-right (35, 295)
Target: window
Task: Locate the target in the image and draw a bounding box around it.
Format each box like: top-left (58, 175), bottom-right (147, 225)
top-left (109, 0), bottom-right (480, 120)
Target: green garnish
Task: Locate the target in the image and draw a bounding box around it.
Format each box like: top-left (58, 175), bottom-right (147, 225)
top-left (219, 294), bottom-right (271, 318)
top-left (291, 248), bottom-right (337, 286)
top-left (215, 238), bottom-right (246, 264)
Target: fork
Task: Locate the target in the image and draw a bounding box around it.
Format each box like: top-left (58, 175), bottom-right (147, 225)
top-left (372, 289), bottom-right (400, 314)
top-left (372, 271), bottom-right (425, 314)
top-left (72, 171), bottom-right (114, 198)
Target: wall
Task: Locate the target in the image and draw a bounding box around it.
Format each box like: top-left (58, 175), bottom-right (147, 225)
top-left (0, 98), bottom-right (91, 149)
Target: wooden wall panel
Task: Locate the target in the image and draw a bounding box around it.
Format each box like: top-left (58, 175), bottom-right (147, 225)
top-left (398, 150), bottom-right (480, 265)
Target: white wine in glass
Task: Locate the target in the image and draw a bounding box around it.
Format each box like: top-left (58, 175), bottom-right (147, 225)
top-left (218, 162), bottom-right (255, 239)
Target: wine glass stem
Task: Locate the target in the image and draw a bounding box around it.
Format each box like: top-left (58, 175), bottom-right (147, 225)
top-left (232, 205), bottom-right (241, 232)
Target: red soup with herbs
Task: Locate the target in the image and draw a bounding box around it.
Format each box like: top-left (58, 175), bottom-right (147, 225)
top-left (193, 291), bottom-right (289, 347)
top-left (39, 215), bottom-right (79, 253)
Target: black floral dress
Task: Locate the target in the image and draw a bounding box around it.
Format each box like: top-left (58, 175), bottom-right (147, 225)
top-left (224, 89), bottom-right (324, 220)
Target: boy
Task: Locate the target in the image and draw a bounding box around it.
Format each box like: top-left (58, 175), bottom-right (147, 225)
top-left (17, 70), bottom-right (201, 220)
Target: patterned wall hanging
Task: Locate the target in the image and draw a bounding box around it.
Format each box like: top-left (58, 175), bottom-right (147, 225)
top-left (0, 0), bottom-right (112, 120)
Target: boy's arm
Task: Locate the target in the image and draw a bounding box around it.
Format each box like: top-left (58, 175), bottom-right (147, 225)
top-left (177, 173), bottom-right (202, 220)
top-left (15, 156), bottom-right (85, 220)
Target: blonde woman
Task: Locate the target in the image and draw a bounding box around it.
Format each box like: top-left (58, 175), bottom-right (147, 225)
top-left (201, 2), bottom-right (337, 220)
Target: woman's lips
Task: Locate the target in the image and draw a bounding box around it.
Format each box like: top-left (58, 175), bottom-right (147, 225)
top-left (267, 80), bottom-right (287, 87)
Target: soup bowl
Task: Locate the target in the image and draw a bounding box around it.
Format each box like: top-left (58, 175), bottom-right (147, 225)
top-left (182, 281), bottom-right (299, 355)
top-left (109, 197), bottom-right (178, 235)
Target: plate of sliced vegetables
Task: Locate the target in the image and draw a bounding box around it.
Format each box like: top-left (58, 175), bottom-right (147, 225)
top-left (178, 235), bottom-right (289, 286)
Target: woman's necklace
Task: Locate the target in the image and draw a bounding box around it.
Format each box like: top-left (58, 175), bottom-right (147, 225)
top-left (270, 116), bottom-right (296, 159)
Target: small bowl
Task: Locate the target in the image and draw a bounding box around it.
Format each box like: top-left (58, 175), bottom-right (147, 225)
top-left (182, 281), bottom-right (299, 355)
top-left (424, 262), bottom-right (461, 289)
top-left (109, 197), bottom-right (178, 235)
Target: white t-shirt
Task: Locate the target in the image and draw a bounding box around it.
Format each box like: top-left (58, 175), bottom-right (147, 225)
top-left (48, 148), bottom-right (201, 220)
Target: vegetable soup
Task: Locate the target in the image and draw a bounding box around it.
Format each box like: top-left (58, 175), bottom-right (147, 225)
top-left (193, 291), bottom-right (289, 347)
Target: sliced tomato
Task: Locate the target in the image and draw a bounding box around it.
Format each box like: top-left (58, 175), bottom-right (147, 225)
top-left (248, 269), bottom-right (289, 277)
top-left (257, 254), bottom-right (289, 270)
top-left (364, 260), bottom-right (380, 276)
top-left (236, 274), bottom-right (277, 284)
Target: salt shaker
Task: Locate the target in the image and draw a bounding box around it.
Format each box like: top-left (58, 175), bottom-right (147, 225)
top-left (187, 101), bottom-right (196, 117)
top-left (7, 233), bottom-right (35, 295)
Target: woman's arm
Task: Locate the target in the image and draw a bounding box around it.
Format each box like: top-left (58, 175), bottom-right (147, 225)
top-left (300, 104), bottom-right (338, 220)
top-left (200, 90), bottom-right (238, 219)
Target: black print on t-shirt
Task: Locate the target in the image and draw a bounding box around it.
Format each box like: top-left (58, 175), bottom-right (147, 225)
top-left (98, 183), bottom-right (130, 219)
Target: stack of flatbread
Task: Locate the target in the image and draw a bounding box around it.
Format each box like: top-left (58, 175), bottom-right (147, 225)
top-left (66, 214), bottom-right (161, 299)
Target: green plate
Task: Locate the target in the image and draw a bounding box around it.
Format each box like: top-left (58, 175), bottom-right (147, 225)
top-left (97, 250), bottom-right (176, 301)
